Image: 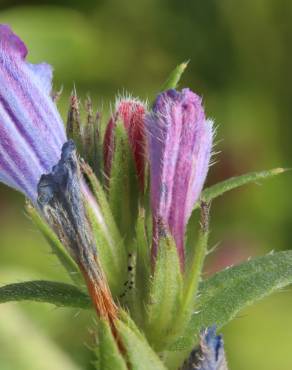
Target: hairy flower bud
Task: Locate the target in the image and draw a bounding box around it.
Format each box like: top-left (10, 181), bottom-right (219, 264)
top-left (103, 98), bottom-right (146, 189)
top-left (146, 88), bottom-right (213, 267)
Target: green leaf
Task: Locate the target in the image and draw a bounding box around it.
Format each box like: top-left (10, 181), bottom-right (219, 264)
top-left (108, 121), bottom-right (139, 242)
top-left (26, 203), bottom-right (83, 286)
top-left (170, 221), bottom-right (209, 343)
top-left (125, 208), bottom-right (151, 326)
top-left (160, 61), bottom-right (189, 91)
top-left (0, 280), bottom-right (91, 309)
top-left (145, 236), bottom-right (183, 351)
top-left (81, 161), bottom-right (128, 297)
top-left (171, 251), bottom-right (292, 352)
top-left (95, 319), bottom-right (127, 370)
top-left (198, 168), bottom-right (287, 207)
top-left (117, 320), bottom-right (167, 370)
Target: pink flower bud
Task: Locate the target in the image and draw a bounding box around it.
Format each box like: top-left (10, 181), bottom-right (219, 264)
top-left (103, 98), bottom-right (146, 190)
top-left (146, 89), bottom-right (213, 268)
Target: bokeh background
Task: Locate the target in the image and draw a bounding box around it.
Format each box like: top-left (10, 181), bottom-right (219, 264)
top-left (0, 1), bottom-right (292, 369)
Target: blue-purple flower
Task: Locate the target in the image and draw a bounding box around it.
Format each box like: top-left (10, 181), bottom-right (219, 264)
top-left (0, 25), bottom-right (117, 320)
top-left (0, 25), bottom-right (66, 203)
top-left (183, 327), bottom-right (228, 370)
top-left (146, 88), bottom-right (213, 267)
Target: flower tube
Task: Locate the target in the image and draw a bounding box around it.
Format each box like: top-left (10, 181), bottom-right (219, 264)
top-left (0, 25), bottom-right (66, 203)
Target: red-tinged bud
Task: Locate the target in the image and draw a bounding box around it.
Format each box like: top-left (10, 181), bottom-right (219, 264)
top-left (103, 98), bottom-right (147, 190)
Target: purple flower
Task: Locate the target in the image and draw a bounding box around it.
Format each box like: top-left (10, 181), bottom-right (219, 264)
top-left (146, 89), bottom-right (213, 267)
top-left (0, 25), bottom-right (66, 203)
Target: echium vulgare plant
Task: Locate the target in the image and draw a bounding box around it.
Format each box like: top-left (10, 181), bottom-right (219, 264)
top-left (0, 24), bottom-right (292, 370)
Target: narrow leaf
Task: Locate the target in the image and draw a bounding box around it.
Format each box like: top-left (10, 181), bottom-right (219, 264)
top-left (160, 61), bottom-right (189, 91)
top-left (26, 203), bottom-right (83, 286)
top-left (145, 236), bottom-right (183, 351)
top-left (95, 319), bottom-right (127, 370)
top-left (82, 161), bottom-right (128, 297)
top-left (0, 280), bottom-right (91, 309)
top-left (109, 122), bottom-right (139, 242)
top-left (171, 251), bottom-right (292, 351)
top-left (125, 208), bottom-right (151, 326)
top-left (170, 204), bottom-right (210, 342)
top-left (199, 168), bottom-right (287, 207)
top-left (117, 320), bottom-right (168, 370)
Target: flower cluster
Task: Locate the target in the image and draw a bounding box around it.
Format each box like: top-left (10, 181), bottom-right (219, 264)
top-left (0, 25), bottom-right (224, 370)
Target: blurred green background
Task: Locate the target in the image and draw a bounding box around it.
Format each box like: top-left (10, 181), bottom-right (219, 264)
top-left (0, 0), bottom-right (292, 369)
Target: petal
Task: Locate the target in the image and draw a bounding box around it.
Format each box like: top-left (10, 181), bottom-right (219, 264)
top-left (0, 25), bottom-right (66, 202)
top-left (0, 24), bottom-right (27, 58)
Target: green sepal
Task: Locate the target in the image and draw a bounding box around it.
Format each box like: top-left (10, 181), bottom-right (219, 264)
top-left (26, 203), bottom-right (83, 287)
top-left (145, 236), bottom-right (183, 351)
top-left (124, 208), bottom-right (151, 326)
top-left (160, 61), bottom-right (189, 91)
top-left (0, 280), bottom-right (91, 309)
top-left (197, 168), bottom-right (287, 208)
top-left (168, 226), bottom-right (209, 346)
top-left (95, 319), bottom-right (127, 370)
top-left (82, 97), bottom-right (103, 180)
top-left (116, 319), bottom-right (168, 370)
top-left (170, 250), bottom-right (292, 352)
top-left (108, 121), bottom-right (139, 242)
top-left (82, 162), bottom-right (128, 297)
top-left (66, 91), bottom-right (83, 154)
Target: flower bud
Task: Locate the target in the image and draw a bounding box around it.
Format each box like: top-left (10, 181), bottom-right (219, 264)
top-left (103, 98), bottom-right (146, 190)
top-left (146, 89), bottom-right (213, 267)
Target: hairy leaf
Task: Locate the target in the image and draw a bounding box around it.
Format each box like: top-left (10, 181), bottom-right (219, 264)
top-left (109, 121), bottom-right (139, 242)
top-left (117, 320), bottom-right (167, 370)
top-left (170, 251), bottom-right (292, 351)
top-left (95, 319), bottom-right (127, 370)
top-left (26, 203), bottom-right (83, 286)
top-left (160, 61), bottom-right (189, 91)
top-left (81, 161), bottom-right (128, 297)
top-left (0, 280), bottom-right (91, 309)
top-left (197, 168), bottom-right (287, 208)
top-left (145, 236), bottom-right (183, 351)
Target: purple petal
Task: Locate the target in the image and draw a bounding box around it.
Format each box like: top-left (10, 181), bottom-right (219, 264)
top-left (0, 25), bottom-right (66, 203)
top-left (146, 88), bottom-right (213, 267)
top-left (0, 24), bottom-right (27, 58)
